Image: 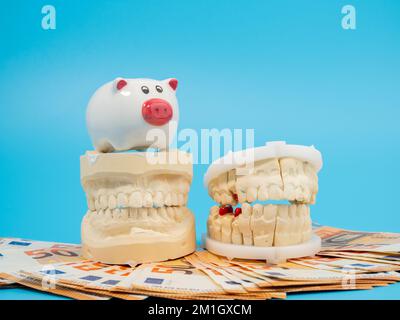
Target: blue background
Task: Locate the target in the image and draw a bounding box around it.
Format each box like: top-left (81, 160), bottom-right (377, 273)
top-left (0, 0), bottom-right (399, 299)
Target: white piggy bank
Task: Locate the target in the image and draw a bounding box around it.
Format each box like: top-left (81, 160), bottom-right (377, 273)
top-left (86, 77), bottom-right (179, 152)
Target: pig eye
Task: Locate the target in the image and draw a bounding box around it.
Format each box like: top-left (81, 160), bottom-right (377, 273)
top-left (156, 85), bottom-right (163, 93)
top-left (141, 86), bottom-right (150, 94)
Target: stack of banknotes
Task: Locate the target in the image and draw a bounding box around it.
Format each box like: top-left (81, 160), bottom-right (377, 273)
top-left (1, 224), bottom-right (400, 300)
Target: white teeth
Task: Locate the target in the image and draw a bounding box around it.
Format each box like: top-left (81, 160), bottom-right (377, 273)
top-left (208, 172), bottom-right (230, 205)
top-left (207, 157), bottom-right (318, 204)
top-left (249, 204), bottom-right (263, 246)
top-left (178, 193), bottom-right (185, 206)
top-left (137, 208), bottom-right (148, 219)
top-left (108, 195), bottom-right (117, 210)
top-left (130, 208), bottom-right (138, 219)
top-left (289, 205), bottom-right (301, 244)
top-left (112, 209), bottom-right (119, 219)
top-left (120, 208), bottom-right (129, 220)
top-left (246, 187), bottom-right (257, 203)
top-left (99, 195), bottom-right (108, 210)
top-left (300, 186), bottom-right (311, 204)
top-left (274, 205), bottom-right (306, 246)
top-left (304, 162), bottom-right (318, 204)
top-left (231, 218), bottom-right (242, 245)
top-left (268, 184), bottom-right (284, 199)
top-left (117, 209), bottom-right (124, 219)
top-left (207, 204), bottom-right (311, 247)
top-left (220, 193), bottom-right (228, 204)
top-left (280, 158), bottom-right (317, 203)
top-left (177, 181), bottom-right (187, 194)
top-left (117, 193), bottom-right (128, 208)
top-left (214, 192), bottom-right (222, 203)
top-left (225, 193), bottom-right (235, 205)
top-left (221, 214), bottom-right (233, 243)
top-left (153, 191), bottom-right (164, 208)
top-left (85, 174), bottom-right (191, 212)
top-left (284, 184), bottom-right (297, 201)
top-left (88, 206), bottom-right (192, 225)
top-left (148, 207), bottom-right (158, 219)
top-left (232, 159), bottom-right (285, 203)
top-left (299, 204), bottom-right (312, 242)
top-left (105, 208), bottom-right (113, 219)
top-left (257, 186), bottom-right (269, 201)
top-left (94, 198), bottom-right (100, 211)
top-left (296, 205), bottom-right (305, 242)
top-left (237, 203), bottom-right (253, 245)
top-left (175, 208), bottom-right (184, 223)
top-left (207, 206), bottom-right (221, 241)
top-left (129, 192), bottom-right (143, 208)
top-left (166, 207), bottom-right (175, 220)
top-left (143, 192), bottom-right (153, 208)
top-left (237, 190), bottom-right (247, 203)
top-left (263, 205), bottom-right (278, 244)
top-left (208, 170), bottom-right (239, 205)
top-left (171, 193), bottom-right (178, 206)
top-left (164, 193), bottom-right (172, 206)
top-left (213, 220), bottom-right (222, 242)
top-left (227, 170), bottom-right (237, 200)
top-left (273, 205), bottom-right (289, 246)
top-left (158, 207), bottom-right (169, 221)
top-left (251, 204), bottom-right (276, 247)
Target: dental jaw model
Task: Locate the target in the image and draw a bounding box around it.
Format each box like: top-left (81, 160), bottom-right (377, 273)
top-left (204, 141), bottom-right (322, 263)
top-left (80, 151), bottom-right (196, 264)
top-left (80, 78), bottom-right (196, 264)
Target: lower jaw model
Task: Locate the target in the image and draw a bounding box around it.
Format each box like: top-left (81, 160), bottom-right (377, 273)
top-left (208, 203), bottom-right (312, 247)
top-left (80, 150), bottom-right (196, 264)
top-left (205, 141), bottom-right (323, 251)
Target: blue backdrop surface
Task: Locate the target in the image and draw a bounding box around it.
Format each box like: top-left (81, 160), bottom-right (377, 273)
top-left (0, 0), bottom-right (399, 299)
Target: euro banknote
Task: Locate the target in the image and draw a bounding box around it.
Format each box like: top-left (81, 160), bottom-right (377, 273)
top-left (0, 237), bottom-right (82, 287)
top-left (289, 255), bottom-right (400, 273)
top-left (0, 238), bottom-right (146, 299)
top-left (2, 225), bottom-right (400, 300)
top-left (315, 225), bottom-right (400, 253)
top-left (193, 250), bottom-right (400, 288)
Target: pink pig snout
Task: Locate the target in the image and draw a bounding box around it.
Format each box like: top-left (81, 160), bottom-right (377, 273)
top-left (142, 98), bottom-right (173, 126)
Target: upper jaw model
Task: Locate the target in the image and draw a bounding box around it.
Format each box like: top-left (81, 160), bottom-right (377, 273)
top-left (80, 77), bottom-right (196, 264)
top-left (204, 141), bottom-right (323, 250)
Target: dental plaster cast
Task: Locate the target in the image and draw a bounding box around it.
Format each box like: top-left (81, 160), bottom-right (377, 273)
top-left (204, 141), bottom-right (323, 262)
top-left (81, 78), bottom-right (196, 264)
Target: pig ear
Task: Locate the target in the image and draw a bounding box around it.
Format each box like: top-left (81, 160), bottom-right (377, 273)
top-left (166, 78), bottom-right (178, 91)
top-left (114, 78), bottom-right (128, 91)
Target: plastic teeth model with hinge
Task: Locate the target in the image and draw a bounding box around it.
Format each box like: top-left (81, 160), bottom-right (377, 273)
top-left (80, 77), bottom-right (196, 264)
top-left (204, 141), bottom-right (322, 264)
